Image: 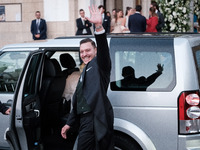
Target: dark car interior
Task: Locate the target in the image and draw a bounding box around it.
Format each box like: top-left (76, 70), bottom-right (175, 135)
top-left (22, 51), bottom-right (80, 150)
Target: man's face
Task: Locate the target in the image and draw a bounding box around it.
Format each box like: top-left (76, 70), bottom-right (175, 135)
top-left (80, 10), bottom-right (85, 18)
top-left (112, 10), bottom-right (116, 16)
top-left (80, 42), bottom-right (97, 64)
top-left (99, 7), bottom-right (105, 14)
top-left (35, 12), bottom-right (41, 19)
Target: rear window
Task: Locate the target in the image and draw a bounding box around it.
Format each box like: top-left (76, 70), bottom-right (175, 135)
top-left (110, 37), bottom-right (176, 91)
top-left (193, 46), bottom-right (200, 87)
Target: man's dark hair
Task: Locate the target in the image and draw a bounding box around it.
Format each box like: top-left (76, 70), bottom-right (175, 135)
top-left (151, 1), bottom-right (159, 10)
top-left (112, 8), bottom-right (116, 12)
top-left (79, 9), bottom-right (84, 12)
top-left (98, 5), bottom-right (105, 10)
top-left (122, 66), bottom-right (135, 78)
top-left (35, 11), bottom-right (40, 14)
top-left (80, 38), bottom-right (96, 49)
top-left (135, 5), bottom-right (142, 12)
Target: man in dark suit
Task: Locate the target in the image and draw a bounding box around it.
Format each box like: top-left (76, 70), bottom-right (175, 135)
top-left (61, 6), bottom-right (114, 150)
top-left (76, 9), bottom-right (92, 35)
top-left (128, 5), bottom-right (146, 33)
top-left (94, 5), bottom-right (110, 34)
top-left (31, 11), bottom-right (47, 40)
top-left (151, 1), bottom-right (165, 32)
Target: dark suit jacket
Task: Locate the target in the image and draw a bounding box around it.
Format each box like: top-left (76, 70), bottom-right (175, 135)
top-left (76, 18), bottom-right (92, 35)
top-left (67, 33), bottom-right (114, 149)
top-left (103, 15), bottom-right (110, 33)
top-left (31, 19), bottom-right (47, 40)
top-left (156, 11), bottom-right (165, 32)
top-left (128, 13), bottom-right (146, 33)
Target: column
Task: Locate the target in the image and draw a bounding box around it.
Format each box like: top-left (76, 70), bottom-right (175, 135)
top-left (141, 0), bottom-right (151, 18)
top-left (78, 0), bottom-right (91, 17)
top-left (123, 0), bottom-right (135, 13)
top-left (189, 0), bottom-right (194, 32)
top-left (106, 0), bottom-right (115, 16)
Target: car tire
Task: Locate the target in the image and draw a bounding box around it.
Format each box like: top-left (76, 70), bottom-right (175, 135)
top-left (114, 132), bottom-right (142, 150)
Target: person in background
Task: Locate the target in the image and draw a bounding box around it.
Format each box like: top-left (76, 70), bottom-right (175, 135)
top-left (151, 1), bottom-right (164, 32)
top-left (31, 11), bottom-right (47, 40)
top-left (128, 5), bottom-right (146, 33)
top-left (106, 11), bottom-right (111, 18)
top-left (146, 7), bottom-right (158, 32)
top-left (112, 8), bottom-right (116, 20)
top-left (94, 5), bottom-right (110, 34)
top-left (124, 7), bottom-right (135, 32)
top-left (0, 101), bottom-right (11, 115)
top-left (110, 9), bottom-right (126, 33)
top-left (194, 14), bottom-right (198, 33)
top-left (76, 9), bottom-right (92, 35)
top-left (198, 18), bottom-right (200, 33)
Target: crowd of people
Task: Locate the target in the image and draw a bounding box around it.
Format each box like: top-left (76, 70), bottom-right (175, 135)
top-left (30, 1), bottom-right (200, 39)
top-left (75, 1), bottom-right (165, 35)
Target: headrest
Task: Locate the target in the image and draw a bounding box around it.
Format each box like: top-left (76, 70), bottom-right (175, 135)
top-left (60, 53), bottom-right (76, 69)
top-left (50, 59), bottom-right (62, 76)
top-left (44, 59), bottom-right (56, 77)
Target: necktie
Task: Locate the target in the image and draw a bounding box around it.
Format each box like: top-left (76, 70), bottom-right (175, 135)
top-left (36, 19), bottom-right (40, 34)
top-left (82, 18), bottom-right (87, 34)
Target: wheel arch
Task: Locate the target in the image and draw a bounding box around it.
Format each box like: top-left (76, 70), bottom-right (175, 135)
top-left (114, 118), bottom-right (156, 150)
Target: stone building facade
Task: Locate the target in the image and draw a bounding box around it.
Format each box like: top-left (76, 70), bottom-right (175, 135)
top-left (0, 0), bottom-right (151, 48)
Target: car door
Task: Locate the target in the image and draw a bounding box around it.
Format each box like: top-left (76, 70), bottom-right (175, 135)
top-left (0, 50), bottom-right (29, 149)
top-left (6, 50), bottom-right (44, 150)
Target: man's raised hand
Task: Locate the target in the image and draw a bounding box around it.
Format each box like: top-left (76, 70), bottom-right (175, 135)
top-left (86, 5), bottom-right (102, 25)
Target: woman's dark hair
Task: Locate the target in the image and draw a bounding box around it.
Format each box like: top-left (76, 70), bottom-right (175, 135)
top-left (125, 7), bottom-right (132, 16)
top-left (149, 7), bottom-right (158, 17)
top-left (114, 9), bottom-right (122, 23)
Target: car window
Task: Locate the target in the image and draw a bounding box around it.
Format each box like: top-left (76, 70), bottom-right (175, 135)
top-left (0, 51), bottom-right (29, 93)
top-left (110, 38), bottom-right (176, 91)
top-left (23, 53), bottom-right (42, 98)
top-left (50, 51), bottom-right (81, 70)
top-left (193, 46), bottom-right (200, 87)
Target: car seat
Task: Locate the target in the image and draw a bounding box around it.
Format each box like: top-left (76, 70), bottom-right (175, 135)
top-left (59, 53), bottom-right (79, 77)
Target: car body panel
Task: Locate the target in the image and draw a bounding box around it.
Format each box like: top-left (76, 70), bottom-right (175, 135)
top-left (2, 34), bottom-right (200, 150)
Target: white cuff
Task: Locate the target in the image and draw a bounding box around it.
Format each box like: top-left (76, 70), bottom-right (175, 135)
top-left (94, 29), bottom-right (105, 35)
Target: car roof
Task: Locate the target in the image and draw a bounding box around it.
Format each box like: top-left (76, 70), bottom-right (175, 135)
top-left (1, 33), bottom-right (200, 51)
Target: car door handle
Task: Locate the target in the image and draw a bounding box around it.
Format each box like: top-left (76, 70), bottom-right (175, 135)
top-left (16, 117), bottom-right (22, 120)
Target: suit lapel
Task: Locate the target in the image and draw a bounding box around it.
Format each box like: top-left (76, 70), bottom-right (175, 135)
top-left (79, 63), bottom-right (87, 84)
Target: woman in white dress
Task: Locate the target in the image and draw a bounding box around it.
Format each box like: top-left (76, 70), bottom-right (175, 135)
top-left (124, 7), bottom-right (135, 33)
top-left (110, 9), bottom-right (126, 33)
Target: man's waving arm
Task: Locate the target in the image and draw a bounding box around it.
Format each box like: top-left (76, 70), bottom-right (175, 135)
top-left (86, 6), bottom-right (111, 73)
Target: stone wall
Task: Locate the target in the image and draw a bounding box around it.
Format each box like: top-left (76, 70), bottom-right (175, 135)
top-left (0, 0), bottom-right (77, 48)
top-left (0, 0), bottom-right (151, 49)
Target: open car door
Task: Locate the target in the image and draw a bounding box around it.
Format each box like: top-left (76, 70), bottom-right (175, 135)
top-left (6, 50), bottom-right (44, 150)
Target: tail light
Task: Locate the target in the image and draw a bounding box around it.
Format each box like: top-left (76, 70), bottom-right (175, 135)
top-left (179, 91), bottom-right (200, 134)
